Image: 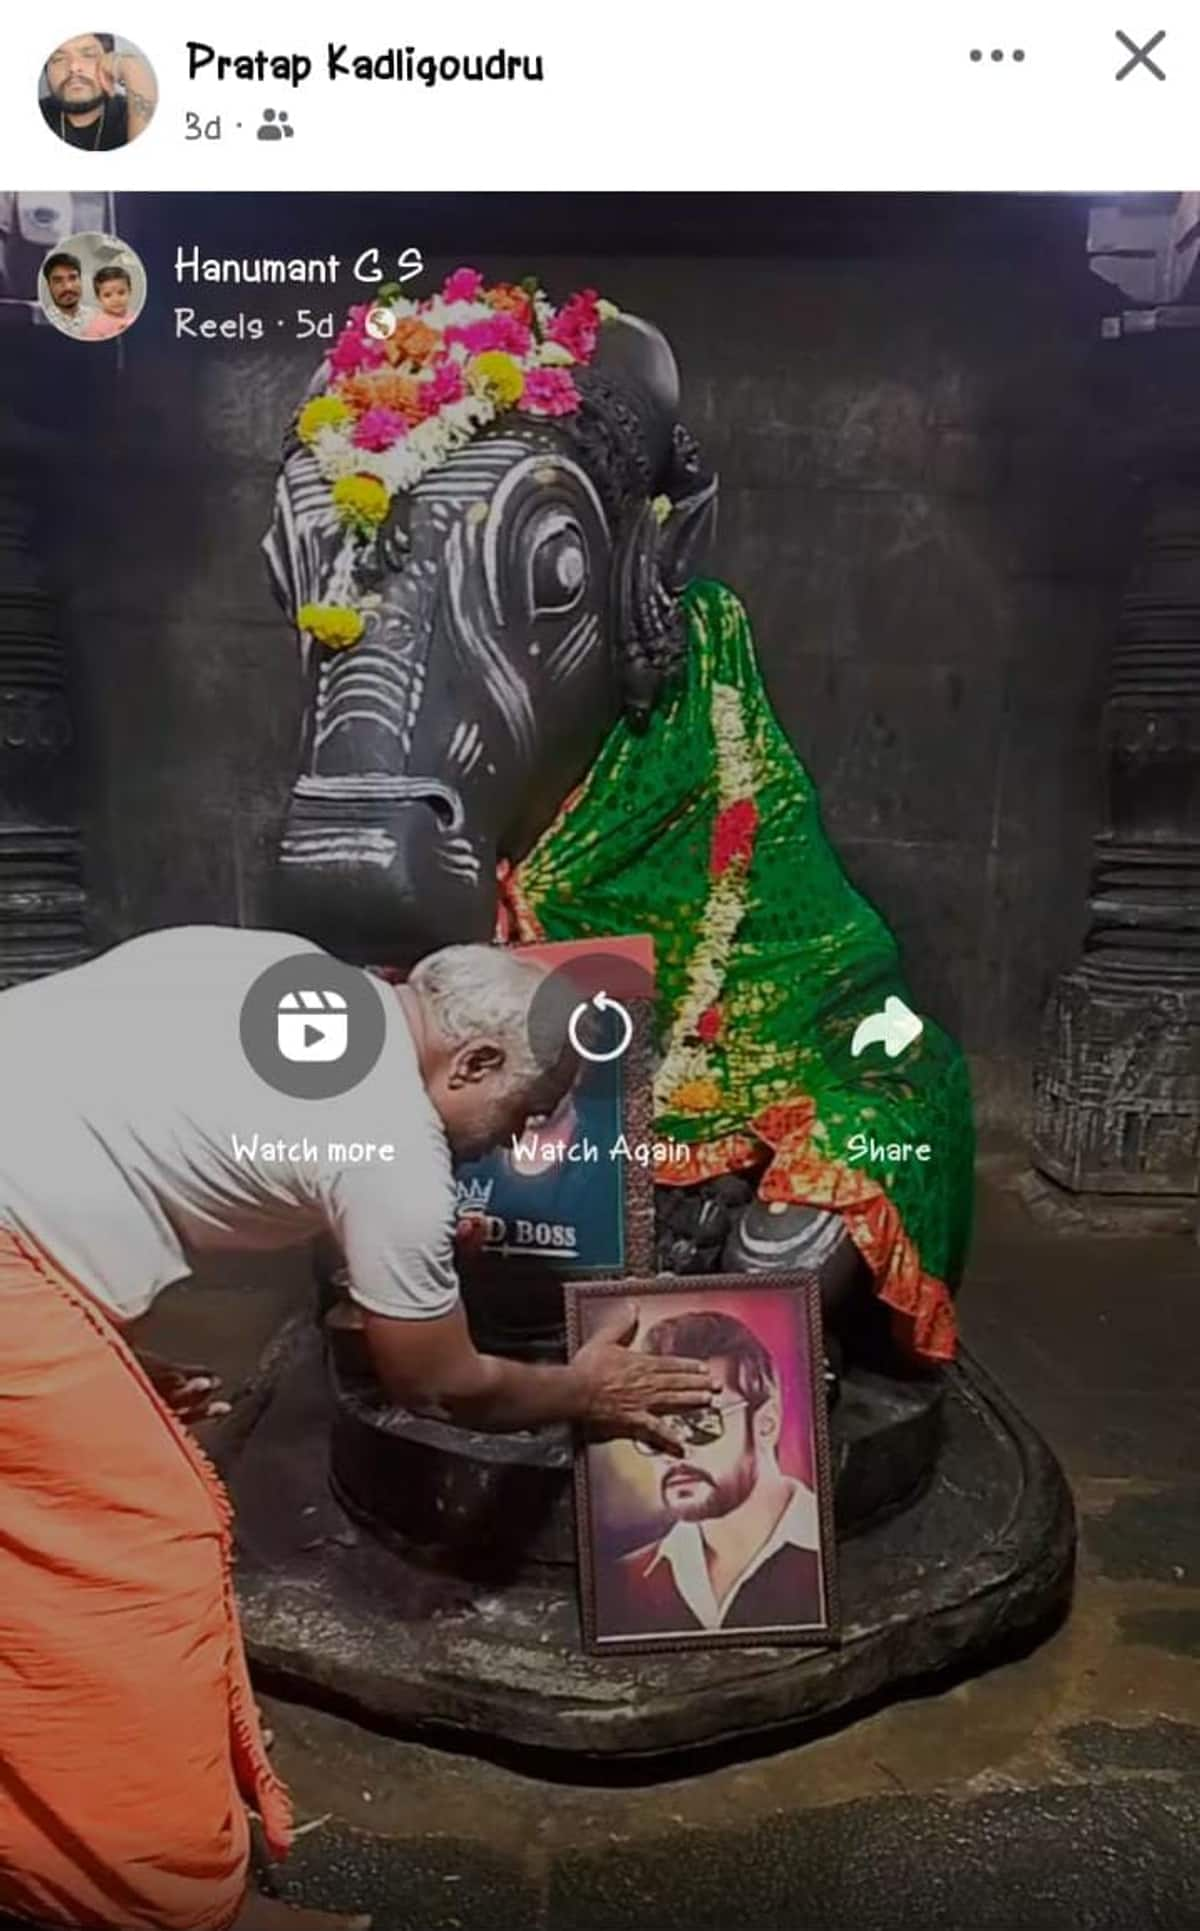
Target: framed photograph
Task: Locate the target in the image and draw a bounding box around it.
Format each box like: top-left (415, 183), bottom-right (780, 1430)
top-left (566, 1274), bottom-right (838, 1654)
top-left (454, 936), bottom-right (656, 1279)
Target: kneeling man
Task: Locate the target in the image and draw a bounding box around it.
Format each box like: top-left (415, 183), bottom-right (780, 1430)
top-left (0, 926), bottom-right (713, 1931)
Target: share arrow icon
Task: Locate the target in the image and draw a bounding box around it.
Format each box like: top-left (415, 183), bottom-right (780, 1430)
top-left (850, 996), bottom-right (924, 1060)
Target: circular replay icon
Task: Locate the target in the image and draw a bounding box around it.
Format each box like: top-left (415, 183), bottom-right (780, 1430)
top-left (239, 953), bottom-right (388, 1100)
top-left (526, 947), bottom-right (656, 1075)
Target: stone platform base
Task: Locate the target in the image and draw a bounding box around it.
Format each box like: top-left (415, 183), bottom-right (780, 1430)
top-left (220, 1323), bottom-right (1075, 1760)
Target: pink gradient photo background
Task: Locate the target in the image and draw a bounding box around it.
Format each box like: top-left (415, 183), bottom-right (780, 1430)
top-left (579, 1284), bottom-right (816, 1543)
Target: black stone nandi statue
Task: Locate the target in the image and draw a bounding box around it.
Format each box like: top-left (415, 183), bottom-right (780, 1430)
top-left (265, 301), bottom-right (868, 1345)
top-left (222, 276), bottom-right (1073, 1755)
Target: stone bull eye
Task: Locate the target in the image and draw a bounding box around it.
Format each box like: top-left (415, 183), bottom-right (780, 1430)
top-left (528, 518), bottom-right (587, 618)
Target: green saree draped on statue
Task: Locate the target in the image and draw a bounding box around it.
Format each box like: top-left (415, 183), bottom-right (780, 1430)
top-left (498, 579), bottom-right (974, 1363)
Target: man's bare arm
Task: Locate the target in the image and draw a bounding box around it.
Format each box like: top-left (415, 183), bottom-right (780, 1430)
top-left (362, 1300), bottom-right (715, 1454)
top-left (103, 51), bottom-right (157, 136)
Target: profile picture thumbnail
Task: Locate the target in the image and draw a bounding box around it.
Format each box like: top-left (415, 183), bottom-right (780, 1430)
top-left (39, 234), bottom-right (147, 342)
top-left (39, 32), bottom-right (157, 151)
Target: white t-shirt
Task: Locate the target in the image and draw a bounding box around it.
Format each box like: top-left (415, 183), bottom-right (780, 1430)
top-left (0, 926), bottom-right (459, 1324)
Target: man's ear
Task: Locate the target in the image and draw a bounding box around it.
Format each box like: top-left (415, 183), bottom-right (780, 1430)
top-left (755, 1395), bottom-right (782, 1447)
top-left (448, 1039), bottom-right (505, 1089)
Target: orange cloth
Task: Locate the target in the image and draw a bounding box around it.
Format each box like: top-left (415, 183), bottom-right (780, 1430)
top-left (0, 1229), bottom-right (291, 1930)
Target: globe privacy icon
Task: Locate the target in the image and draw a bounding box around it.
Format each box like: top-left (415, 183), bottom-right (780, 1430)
top-left (276, 988), bottom-right (349, 1062)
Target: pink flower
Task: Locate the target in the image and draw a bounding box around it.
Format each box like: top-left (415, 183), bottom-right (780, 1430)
top-left (518, 368), bottom-right (581, 417)
top-left (445, 313), bottom-right (532, 358)
top-left (696, 1005), bottom-right (723, 1045)
top-left (329, 324), bottom-right (387, 377)
top-left (422, 358), bottom-right (466, 410)
top-left (548, 289), bottom-right (601, 362)
top-left (710, 799), bottom-right (759, 876)
top-left (352, 406), bottom-right (409, 452)
top-left (442, 266), bottom-right (485, 304)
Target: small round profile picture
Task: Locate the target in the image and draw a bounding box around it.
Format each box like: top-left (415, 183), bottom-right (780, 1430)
top-left (39, 235), bottom-right (147, 342)
top-left (39, 33), bottom-right (157, 151)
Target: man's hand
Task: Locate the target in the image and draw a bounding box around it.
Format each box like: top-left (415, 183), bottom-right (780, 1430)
top-left (571, 1299), bottom-right (716, 1454)
top-left (135, 1349), bottom-right (231, 1423)
top-left (99, 50), bottom-right (158, 132)
top-left (453, 1213), bottom-right (489, 1263)
top-left (360, 1298), bottom-right (713, 1449)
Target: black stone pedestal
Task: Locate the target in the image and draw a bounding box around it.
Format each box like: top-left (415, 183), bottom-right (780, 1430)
top-left (220, 1322), bottom-right (1075, 1761)
top-left (326, 1353), bottom-right (947, 1578)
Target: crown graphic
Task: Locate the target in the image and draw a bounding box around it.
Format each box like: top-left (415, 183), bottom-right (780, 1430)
top-left (455, 1176), bottom-right (494, 1212)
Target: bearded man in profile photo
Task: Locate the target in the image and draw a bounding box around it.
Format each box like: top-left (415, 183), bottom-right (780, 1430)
top-left (40, 32), bottom-right (157, 151)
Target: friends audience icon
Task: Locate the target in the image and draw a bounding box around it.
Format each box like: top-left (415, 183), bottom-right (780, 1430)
top-left (38, 234), bottom-right (147, 343)
top-left (39, 33), bottom-right (157, 151)
top-left (257, 108), bottom-right (294, 142)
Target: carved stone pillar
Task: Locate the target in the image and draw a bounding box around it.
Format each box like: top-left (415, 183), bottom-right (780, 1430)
top-left (0, 470), bottom-right (89, 987)
top-left (1033, 202), bottom-right (1200, 1195)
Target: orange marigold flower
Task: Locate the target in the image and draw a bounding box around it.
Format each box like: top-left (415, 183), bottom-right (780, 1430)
top-left (486, 282), bottom-right (534, 323)
top-left (384, 317), bottom-right (441, 367)
top-left (669, 1077), bottom-right (724, 1115)
top-left (340, 371), bottom-right (425, 422)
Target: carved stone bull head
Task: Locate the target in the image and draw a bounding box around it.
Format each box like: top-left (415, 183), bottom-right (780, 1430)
top-left (264, 313), bottom-right (716, 963)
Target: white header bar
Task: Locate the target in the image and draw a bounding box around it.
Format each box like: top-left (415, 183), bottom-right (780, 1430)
top-left (3, 3), bottom-right (1196, 193)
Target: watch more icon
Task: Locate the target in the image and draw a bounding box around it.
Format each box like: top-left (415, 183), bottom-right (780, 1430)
top-left (276, 988), bottom-right (349, 1063)
top-left (240, 953), bottom-right (387, 1099)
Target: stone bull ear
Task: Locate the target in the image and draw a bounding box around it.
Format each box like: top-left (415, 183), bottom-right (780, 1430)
top-left (659, 425), bottom-right (719, 594)
top-left (590, 313), bottom-right (680, 480)
top-left (612, 454), bottom-right (719, 729)
top-left (592, 316), bottom-right (718, 723)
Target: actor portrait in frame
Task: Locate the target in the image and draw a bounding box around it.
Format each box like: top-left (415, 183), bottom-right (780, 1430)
top-left (568, 1275), bottom-right (837, 1653)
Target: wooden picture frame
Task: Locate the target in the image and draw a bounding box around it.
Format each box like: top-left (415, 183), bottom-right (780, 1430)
top-left (566, 1273), bottom-right (839, 1655)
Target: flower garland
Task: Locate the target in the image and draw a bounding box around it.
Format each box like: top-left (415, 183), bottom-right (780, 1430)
top-left (292, 266), bottom-right (618, 649)
top-left (654, 681), bottom-right (760, 1116)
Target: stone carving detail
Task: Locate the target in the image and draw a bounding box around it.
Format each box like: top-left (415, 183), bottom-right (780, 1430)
top-left (1034, 481), bottom-right (1200, 1193)
top-left (0, 477), bottom-right (89, 989)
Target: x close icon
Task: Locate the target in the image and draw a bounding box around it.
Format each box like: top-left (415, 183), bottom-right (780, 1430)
top-left (1115, 29), bottom-right (1167, 80)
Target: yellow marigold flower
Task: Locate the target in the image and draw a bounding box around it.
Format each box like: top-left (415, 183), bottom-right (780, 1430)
top-left (651, 493), bottom-right (673, 525)
top-left (296, 395), bottom-right (352, 444)
top-left (332, 474), bottom-right (391, 529)
top-left (297, 602), bottom-right (365, 649)
top-left (467, 351), bottom-right (525, 408)
top-left (596, 298), bottom-right (620, 322)
top-left (669, 1077), bottom-right (724, 1115)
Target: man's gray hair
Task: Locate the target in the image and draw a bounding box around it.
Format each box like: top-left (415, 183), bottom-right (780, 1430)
top-left (408, 944), bottom-right (572, 1106)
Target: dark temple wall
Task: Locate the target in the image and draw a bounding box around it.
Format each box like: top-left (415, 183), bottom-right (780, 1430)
top-left (9, 195), bottom-right (1130, 1129)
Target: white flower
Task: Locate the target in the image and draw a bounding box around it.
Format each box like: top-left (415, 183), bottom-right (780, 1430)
top-left (311, 426), bottom-right (360, 480)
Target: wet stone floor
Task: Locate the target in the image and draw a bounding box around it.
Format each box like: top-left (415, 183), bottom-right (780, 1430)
top-left (127, 1146), bottom-right (1200, 1931)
